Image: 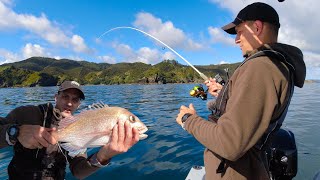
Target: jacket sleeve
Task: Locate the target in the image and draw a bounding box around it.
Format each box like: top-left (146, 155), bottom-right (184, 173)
top-left (0, 116), bottom-right (13, 148)
top-left (185, 59), bottom-right (288, 161)
top-left (1, 106), bottom-right (43, 148)
top-left (68, 153), bottom-right (101, 179)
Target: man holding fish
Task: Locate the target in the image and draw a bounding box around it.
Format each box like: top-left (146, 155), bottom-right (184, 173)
top-left (0, 80), bottom-right (147, 179)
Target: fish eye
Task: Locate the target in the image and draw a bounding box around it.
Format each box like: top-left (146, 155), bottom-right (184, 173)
top-left (129, 115), bottom-right (136, 123)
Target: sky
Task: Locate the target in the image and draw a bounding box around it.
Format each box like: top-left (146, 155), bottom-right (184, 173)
top-left (0, 0), bottom-right (319, 80)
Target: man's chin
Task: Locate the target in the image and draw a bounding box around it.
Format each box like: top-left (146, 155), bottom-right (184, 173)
top-left (61, 111), bottom-right (72, 118)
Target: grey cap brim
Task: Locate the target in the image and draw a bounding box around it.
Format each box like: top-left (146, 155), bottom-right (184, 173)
top-left (222, 22), bottom-right (237, 34)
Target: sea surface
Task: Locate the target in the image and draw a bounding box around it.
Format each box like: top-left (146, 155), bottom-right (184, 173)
top-left (0, 82), bottom-right (319, 180)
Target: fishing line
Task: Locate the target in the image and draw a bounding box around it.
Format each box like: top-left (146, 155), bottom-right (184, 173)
top-left (98, 26), bottom-right (209, 81)
top-left (57, 143), bottom-right (70, 164)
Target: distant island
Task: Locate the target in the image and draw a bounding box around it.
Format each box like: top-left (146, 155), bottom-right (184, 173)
top-left (0, 57), bottom-right (241, 88)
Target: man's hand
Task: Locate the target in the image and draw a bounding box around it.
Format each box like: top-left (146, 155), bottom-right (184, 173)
top-left (96, 120), bottom-right (139, 164)
top-left (204, 77), bottom-right (223, 97)
top-left (176, 104), bottom-right (197, 126)
top-left (18, 125), bottom-right (57, 149)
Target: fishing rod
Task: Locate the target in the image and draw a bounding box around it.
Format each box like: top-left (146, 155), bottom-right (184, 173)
top-left (98, 26), bottom-right (209, 81)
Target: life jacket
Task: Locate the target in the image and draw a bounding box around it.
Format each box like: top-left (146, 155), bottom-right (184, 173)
top-left (8, 103), bottom-right (69, 180)
top-left (208, 50), bottom-right (295, 174)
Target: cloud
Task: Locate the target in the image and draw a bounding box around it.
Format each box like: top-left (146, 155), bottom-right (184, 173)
top-left (71, 35), bottom-right (92, 53)
top-left (162, 51), bottom-right (176, 61)
top-left (0, 43), bottom-right (49, 65)
top-left (208, 27), bottom-right (235, 45)
top-left (208, 0), bottom-right (244, 13)
top-left (98, 55), bottom-right (116, 64)
top-left (0, 48), bottom-right (20, 65)
top-left (111, 42), bottom-right (172, 64)
top-left (0, 43), bottom-right (85, 65)
top-left (137, 47), bottom-right (161, 64)
top-left (0, 1), bottom-right (90, 54)
top-left (22, 43), bottom-right (47, 58)
top-left (219, 60), bottom-right (230, 64)
top-left (133, 12), bottom-right (203, 51)
top-left (304, 52), bottom-right (320, 67)
top-left (275, 0), bottom-right (320, 52)
top-left (114, 43), bottom-right (136, 60)
top-left (100, 12), bottom-right (193, 64)
top-left (0, 0), bottom-right (12, 6)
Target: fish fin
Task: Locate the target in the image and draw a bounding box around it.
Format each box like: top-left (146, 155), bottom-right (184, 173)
top-left (60, 142), bottom-right (87, 157)
top-left (87, 101), bottom-right (108, 110)
top-left (86, 136), bottom-right (110, 147)
top-left (81, 132), bottom-right (111, 147)
top-left (58, 116), bottom-right (77, 130)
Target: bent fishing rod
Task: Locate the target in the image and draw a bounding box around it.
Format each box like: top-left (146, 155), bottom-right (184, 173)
top-left (98, 26), bottom-right (209, 81)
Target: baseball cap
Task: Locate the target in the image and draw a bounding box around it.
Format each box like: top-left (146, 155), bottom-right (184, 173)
top-left (58, 80), bottom-right (85, 100)
top-left (222, 2), bottom-right (280, 34)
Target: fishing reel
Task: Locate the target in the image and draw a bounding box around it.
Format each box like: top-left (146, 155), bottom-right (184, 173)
top-left (190, 85), bottom-right (207, 100)
top-left (189, 73), bottom-right (227, 101)
top-left (214, 73), bottom-right (226, 86)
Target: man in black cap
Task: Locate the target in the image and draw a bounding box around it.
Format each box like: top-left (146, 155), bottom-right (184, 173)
top-left (0, 80), bottom-right (140, 179)
top-left (176, 2), bottom-right (306, 179)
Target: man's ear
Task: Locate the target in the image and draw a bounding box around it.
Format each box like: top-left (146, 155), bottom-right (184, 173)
top-left (254, 20), bottom-right (263, 35)
top-left (54, 94), bottom-right (57, 102)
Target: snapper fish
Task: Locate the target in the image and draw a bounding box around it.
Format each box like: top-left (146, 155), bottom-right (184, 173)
top-left (54, 102), bottom-right (148, 157)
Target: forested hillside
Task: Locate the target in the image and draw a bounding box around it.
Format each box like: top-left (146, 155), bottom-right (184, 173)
top-left (0, 57), bottom-right (240, 87)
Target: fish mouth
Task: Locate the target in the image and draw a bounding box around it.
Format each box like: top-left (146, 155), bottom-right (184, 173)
top-left (139, 127), bottom-right (148, 133)
top-left (138, 127), bottom-right (148, 140)
top-left (139, 134), bottom-right (148, 140)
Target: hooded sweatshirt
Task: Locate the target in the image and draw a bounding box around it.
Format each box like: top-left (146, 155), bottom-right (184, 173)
top-left (184, 43), bottom-right (306, 180)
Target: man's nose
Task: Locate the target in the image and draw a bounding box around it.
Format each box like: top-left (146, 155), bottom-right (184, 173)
top-left (235, 34), bottom-right (240, 44)
top-left (65, 98), bottom-right (73, 106)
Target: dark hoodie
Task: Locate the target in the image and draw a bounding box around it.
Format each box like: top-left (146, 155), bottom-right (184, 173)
top-left (184, 43), bottom-right (306, 180)
top-left (258, 43), bottom-right (306, 88)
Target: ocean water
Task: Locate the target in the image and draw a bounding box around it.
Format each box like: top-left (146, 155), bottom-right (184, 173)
top-left (0, 82), bottom-right (319, 180)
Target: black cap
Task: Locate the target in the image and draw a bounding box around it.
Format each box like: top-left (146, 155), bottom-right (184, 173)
top-left (222, 2), bottom-right (280, 34)
top-left (58, 81), bottom-right (85, 100)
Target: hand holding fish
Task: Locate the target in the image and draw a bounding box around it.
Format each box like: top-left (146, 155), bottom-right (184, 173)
top-left (55, 103), bottom-right (148, 159)
top-left (205, 77), bottom-right (223, 97)
top-left (176, 103), bottom-right (197, 126)
top-left (95, 120), bottom-right (140, 164)
top-left (18, 125), bottom-right (57, 149)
